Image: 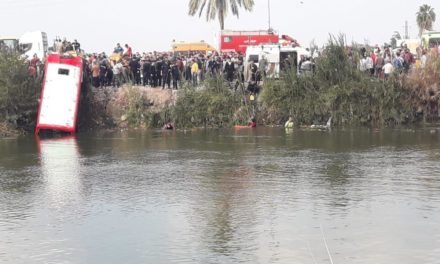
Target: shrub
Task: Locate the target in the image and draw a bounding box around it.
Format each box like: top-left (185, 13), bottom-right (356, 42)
top-left (112, 86), bottom-right (153, 127)
top-left (261, 36), bottom-right (413, 127)
top-left (170, 75), bottom-right (244, 128)
top-left (0, 52), bottom-right (40, 130)
top-left (403, 54), bottom-right (440, 121)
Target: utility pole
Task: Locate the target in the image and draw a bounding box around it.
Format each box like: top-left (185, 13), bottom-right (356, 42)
top-left (405, 20), bottom-right (409, 39)
top-left (268, 0), bottom-right (271, 31)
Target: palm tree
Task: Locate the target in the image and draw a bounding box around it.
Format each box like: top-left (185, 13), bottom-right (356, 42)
top-left (188, 0), bottom-right (255, 30)
top-left (416, 4), bottom-right (436, 36)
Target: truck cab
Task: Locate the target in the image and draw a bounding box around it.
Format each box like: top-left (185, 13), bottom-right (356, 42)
top-left (0, 36), bottom-right (19, 53)
top-left (19, 31), bottom-right (48, 60)
top-left (421, 31), bottom-right (440, 49)
top-left (0, 31), bottom-right (48, 60)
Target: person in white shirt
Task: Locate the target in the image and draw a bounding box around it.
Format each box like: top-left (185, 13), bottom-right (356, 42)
top-left (420, 50), bottom-right (428, 69)
top-left (112, 60), bottom-right (124, 88)
top-left (382, 62), bottom-right (394, 80)
top-left (365, 53), bottom-right (374, 76)
top-left (359, 56), bottom-right (368, 72)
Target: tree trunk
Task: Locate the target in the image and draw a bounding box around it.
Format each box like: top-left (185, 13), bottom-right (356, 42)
top-left (219, 9), bottom-right (224, 30)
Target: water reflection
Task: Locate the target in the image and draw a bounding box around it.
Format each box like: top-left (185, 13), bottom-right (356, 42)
top-left (0, 128), bottom-right (440, 263)
top-left (38, 137), bottom-right (82, 209)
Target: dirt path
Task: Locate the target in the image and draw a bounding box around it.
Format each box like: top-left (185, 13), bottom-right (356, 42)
top-left (133, 86), bottom-right (179, 110)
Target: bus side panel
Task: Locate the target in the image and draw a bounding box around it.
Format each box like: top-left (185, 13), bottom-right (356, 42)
top-left (36, 55), bottom-right (83, 134)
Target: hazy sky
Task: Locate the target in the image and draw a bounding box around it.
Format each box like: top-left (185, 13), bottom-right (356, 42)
top-left (0, 0), bottom-right (439, 53)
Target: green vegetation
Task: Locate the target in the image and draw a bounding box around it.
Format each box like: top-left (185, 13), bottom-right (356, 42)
top-left (112, 86), bottom-right (152, 127)
top-left (404, 53), bottom-right (440, 122)
top-left (0, 52), bottom-right (40, 134)
top-left (261, 37), bottom-right (414, 127)
top-left (188, 0), bottom-right (254, 30)
top-left (169, 77), bottom-right (245, 128)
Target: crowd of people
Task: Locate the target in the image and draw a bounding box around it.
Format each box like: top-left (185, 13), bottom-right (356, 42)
top-left (84, 43), bottom-right (263, 92)
top-left (354, 43), bottom-right (439, 80)
top-left (24, 38), bottom-right (440, 90)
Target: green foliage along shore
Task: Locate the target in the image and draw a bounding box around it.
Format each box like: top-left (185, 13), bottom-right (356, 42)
top-left (261, 37), bottom-right (414, 127)
top-left (168, 77), bottom-right (245, 128)
top-left (0, 52), bottom-right (40, 134)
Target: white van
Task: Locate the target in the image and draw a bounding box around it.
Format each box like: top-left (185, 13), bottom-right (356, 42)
top-left (245, 44), bottom-right (310, 78)
top-left (19, 31), bottom-right (48, 60)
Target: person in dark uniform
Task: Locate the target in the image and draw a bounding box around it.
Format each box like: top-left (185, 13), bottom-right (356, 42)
top-left (171, 61), bottom-right (180, 90)
top-left (150, 60), bottom-right (157, 87)
top-left (224, 58), bottom-right (235, 83)
top-left (142, 58), bottom-right (151, 86)
top-left (156, 58), bottom-right (163, 87)
top-left (162, 59), bottom-right (171, 89)
top-left (72, 39), bottom-right (80, 53)
top-left (129, 58), bottom-right (141, 85)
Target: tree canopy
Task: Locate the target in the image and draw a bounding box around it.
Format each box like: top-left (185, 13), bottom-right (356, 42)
top-left (416, 4), bottom-right (436, 36)
top-left (188, 0), bottom-right (254, 30)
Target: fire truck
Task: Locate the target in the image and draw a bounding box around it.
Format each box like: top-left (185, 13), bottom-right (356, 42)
top-left (219, 30), bottom-right (300, 54)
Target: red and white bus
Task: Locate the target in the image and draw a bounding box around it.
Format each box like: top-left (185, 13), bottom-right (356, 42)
top-left (35, 54), bottom-right (83, 135)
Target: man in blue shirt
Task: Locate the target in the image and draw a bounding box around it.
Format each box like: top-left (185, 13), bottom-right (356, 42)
top-left (114, 43), bottom-right (124, 54)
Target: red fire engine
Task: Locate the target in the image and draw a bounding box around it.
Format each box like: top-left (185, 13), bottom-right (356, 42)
top-left (220, 30), bottom-right (300, 54)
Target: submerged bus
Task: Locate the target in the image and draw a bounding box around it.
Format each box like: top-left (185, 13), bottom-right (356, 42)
top-left (36, 54), bottom-right (83, 135)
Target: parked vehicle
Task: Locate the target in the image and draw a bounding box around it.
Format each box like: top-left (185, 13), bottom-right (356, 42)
top-left (245, 44), bottom-right (310, 78)
top-left (19, 31), bottom-right (48, 60)
top-left (220, 30), bottom-right (301, 54)
top-left (421, 31), bottom-right (440, 49)
top-left (0, 36), bottom-right (19, 53)
top-left (172, 40), bottom-right (216, 55)
top-left (0, 31), bottom-right (48, 60)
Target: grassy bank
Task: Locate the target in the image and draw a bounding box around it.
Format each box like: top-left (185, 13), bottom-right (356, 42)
top-left (261, 38), bottom-right (415, 127)
top-left (95, 78), bottom-right (249, 130)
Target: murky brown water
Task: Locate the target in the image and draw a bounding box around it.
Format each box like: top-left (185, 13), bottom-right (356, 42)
top-left (1, 128), bottom-right (440, 263)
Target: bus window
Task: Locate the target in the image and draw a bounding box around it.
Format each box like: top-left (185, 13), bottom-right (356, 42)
top-left (224, 36), bottom-right (232, 43)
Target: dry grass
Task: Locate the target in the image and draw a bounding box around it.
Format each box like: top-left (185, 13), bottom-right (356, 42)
top-left (404, 54), bottom-right (440, 120)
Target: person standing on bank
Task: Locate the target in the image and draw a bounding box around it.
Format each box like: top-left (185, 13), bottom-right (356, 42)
top-left (171, 61), bottom-right (180, 90)
top-left (191, 59), bottom-right (199, 86)
top-left (162, 59), bottom-right (171, 89)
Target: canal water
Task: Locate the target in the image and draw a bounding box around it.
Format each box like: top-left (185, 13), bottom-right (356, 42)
top-left (1, 128), bottom-right (440, 263)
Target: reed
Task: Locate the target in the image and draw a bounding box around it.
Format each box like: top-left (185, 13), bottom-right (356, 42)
top-left (261, 36), bottom-right (413, 127)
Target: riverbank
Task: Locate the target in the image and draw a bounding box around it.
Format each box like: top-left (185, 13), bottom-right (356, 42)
top-left (1, 41), bottom-right (440, 137)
